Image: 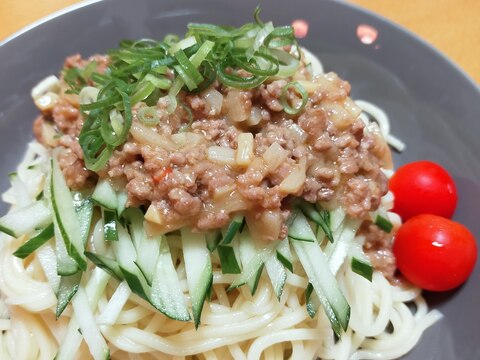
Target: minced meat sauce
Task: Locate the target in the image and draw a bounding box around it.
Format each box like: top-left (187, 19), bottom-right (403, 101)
top-left (33, 54), bottom-right (392, 251)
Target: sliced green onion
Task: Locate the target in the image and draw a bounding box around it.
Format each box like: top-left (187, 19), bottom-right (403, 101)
top-left (265, 26), bottom-right (295, 48)
top-left (130, 81), bottom-right (156, 105)
top-left (375, 214), bottom-right (393, 233)
top-left (138, 106), bottom-right (160, 126)
top-left (246, 21), bottom-right (274, 60)
top-left (169, 36), bottom-right (197, 54)
top-left (174, 50), bottom-right (204, 91)
top-left (109, 109), bottom-right (124, 135)
top-left (217, 61), bottom-right (267, 89)
top-left (269, 48), bottom-right (300, 77)
top-left (100, 91), bottom-right (132, 147)
top-left (163, 34), bottom-right (180, 47)
top-left (231, 50), bottom-right (279, 76)
top-left (280, 81), bottom-right (308, 115)
top-left (144, 73), bottom-right (171, 89)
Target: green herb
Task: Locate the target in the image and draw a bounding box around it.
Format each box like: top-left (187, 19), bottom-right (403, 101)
top-left (63, 9), bottom-right (299, 172)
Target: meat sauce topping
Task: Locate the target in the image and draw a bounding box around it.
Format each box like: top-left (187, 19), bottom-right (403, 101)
top-left (34, 54), bottom-right (391, 246)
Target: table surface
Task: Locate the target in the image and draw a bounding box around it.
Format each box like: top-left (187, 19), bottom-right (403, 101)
top-left (0, 0), bottom-right (479, 84)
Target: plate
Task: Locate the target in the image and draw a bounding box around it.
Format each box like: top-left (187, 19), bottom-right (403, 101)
top-left (0, 0), bottom-right (479, 359)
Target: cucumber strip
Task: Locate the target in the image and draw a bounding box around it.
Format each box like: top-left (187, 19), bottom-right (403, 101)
top-left (238, 231), bottom-right (268, 295)
top-left (54, 220), bottom-right (79, 276)
top-left (351, 257), bottom-right (373, 282)
top-left (324, 219), bottom-right (361, 275)
top-left (0, 200), bottom-right (52, 238)
top-left (9, 172), bottom-right (31, 207)
top-left (350, 243), bottom-right (373, 282)
top-left (181, 227), bottom-right (212, 328)
top-left (112, 225), bottom-right (151, 301)
top-left (217, 245), bottom-right (242, 274)
top-left (51, 159), bottom-right (86, 270)
top-left (265, 253), bottom-right (286, 300)
top-left (298, 200), bottom-right (333, 243)
top-left (103, 209), bottom-right (119, 241)
top-left (276, 237), bottom-right (293, 273)
top-left (85, 252), bottom-right (124, 281)
top-left (76, 198), bottom-right (94, 246)
top-left (229, 230), bottom-right (273, 293)
top-left (71, 287), bottom-right (110, 360)
top-left (116, 190), bottom-right (128, 217)
top-left (37, 244), bottom-right (61, 293)
top-left (36, 190), bottom-right (44, 201)
top-left (328, 206), bottom-right (346, 233)
top-left (287, 211), bottom-right (316, 242)
top-left (290, 228), bottom-right (350, 336)
top-left (123, 208), bottom-right (145, 249)
top-left (91, 178), bottom-right (118, 210)
top-left (56, 271), bottom-right (82, 318)
top-left (222, 215), bottom-right (245, 245)
top-left (97, 281), bottom-right (132, 325)
top-left (206, 230), bottom-right (222, 252)
top-left (134, 234), bottom-right (161, 285)
top-left (13, 223), bottom-right (54, 259)
top-left (150, 236), bottom-right (191, 321)
top-left (305, 283), bottom-right (321, 318)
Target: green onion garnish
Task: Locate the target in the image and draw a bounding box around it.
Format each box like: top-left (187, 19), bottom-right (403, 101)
top-left (138, 107), bottom-right (159, 126)
top-left (280, 81), bottom-right (308, 115)
top-left (375, 214), bottom-right (393, 233)
top-left (66, 9), bottom-right (302, 171)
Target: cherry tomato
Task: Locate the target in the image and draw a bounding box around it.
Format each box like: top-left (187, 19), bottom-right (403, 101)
top-left (389, 161), bottom-right (457, 221)
top-left (393, 214), bottom-right (477, 291)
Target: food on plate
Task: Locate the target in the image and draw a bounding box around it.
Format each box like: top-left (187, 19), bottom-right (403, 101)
top-left (389, 160), bottom-right (457, 220)
top-left (393, 214), bottom-right (477, 291)
top-left (1, 9), bottom-right (471, 360)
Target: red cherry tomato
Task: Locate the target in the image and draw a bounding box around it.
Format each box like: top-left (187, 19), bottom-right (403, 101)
top-left (393, 214), bottom-right (477, 291)
top-left (389, 161), bottom-right (457, 221)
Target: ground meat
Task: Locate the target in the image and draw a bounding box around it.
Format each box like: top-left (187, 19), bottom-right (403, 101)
top-left (361, 222), bottom-right (396, 280)
top-left (34, 55), bottom-right (391, 245)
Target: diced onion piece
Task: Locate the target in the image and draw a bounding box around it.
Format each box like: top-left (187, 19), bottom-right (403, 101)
top-left (171, 132), bottom-right (204, 147)
top-left (321, 102), bottom-right (354, 130)
top-left (279, 157), bottom-right (307, 194)
top-left (225, 90), bottom-right (250, 123)
top-left (236, 133), bottom-right (254, 166)
top-left (343, 98), bottom-right (362, 118)
top-left (294, 80), bottom-right (319, 93)
top-left (34, 92), bottom-right (59, 112)
top-left (246, 106), bottom-right (263, 127)
top-left (31, 75), bottom-right (60, 99)
top-left (208, 190), bottom-right (249, 214)
top-left (247, 209), bottom-right (282, 242)
top-left (130, 122), bottom-right (178, 151)
top-left (42, 121), bottom-right (60, 147)
top-left (262, 142), bottom-right (287, 173)
top-left (145, 204), bottom-right (164, 225)
top-left (79, 86), bottom-right (99, 106)
top-left (203, 89), bottom-right (223, 116)
top-left (213, 184), bottom-right (237, 201)
top-left (287, 123), bottom-right (308, 143)
top-left (207, 146), bottom-right (236, 165)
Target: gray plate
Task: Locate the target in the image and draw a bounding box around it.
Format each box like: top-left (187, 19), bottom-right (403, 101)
top-left (0, 0), bottom-right (478, 359)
